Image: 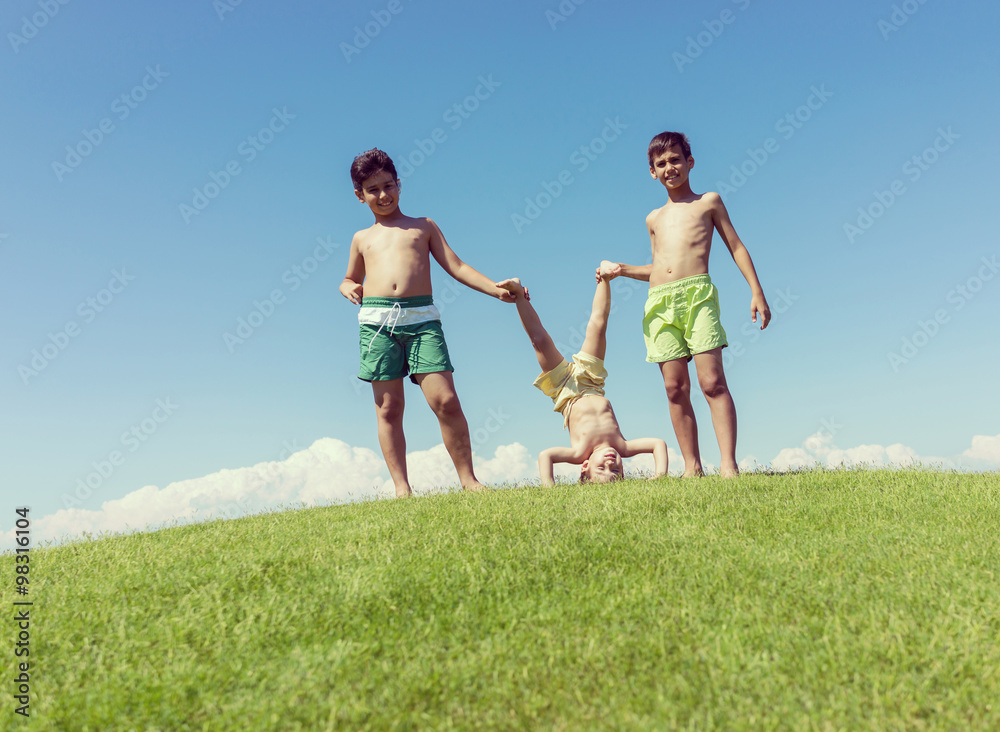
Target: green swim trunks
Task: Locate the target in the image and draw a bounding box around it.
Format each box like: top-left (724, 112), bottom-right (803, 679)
top-left (358, 295), bottom-right (454, 383)
top-left (643, 274), bottom-right (728, 363)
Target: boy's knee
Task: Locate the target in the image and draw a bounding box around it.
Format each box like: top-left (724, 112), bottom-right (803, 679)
top-left (699, 376), bottom-right (729, 399)
top-left (375, 397), bottom-right (404, 422)
top-left (662, 378), bottom-right (689, 402)
top-left (430, 391), bottom-right (463, 417)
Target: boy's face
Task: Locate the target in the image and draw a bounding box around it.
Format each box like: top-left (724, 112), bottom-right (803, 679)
top-left (583, 446), bottom-right (623, 483)
top-left (356, 170), bottom-right (400, 215)
top-left (650, 144), bottom-right (694, 190)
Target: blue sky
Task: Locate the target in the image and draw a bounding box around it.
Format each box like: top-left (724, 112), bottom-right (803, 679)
top-left (3, 0), bottom-right (999, 544)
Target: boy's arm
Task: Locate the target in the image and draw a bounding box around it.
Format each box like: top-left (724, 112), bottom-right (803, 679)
top-left (622, 438), bottom-right (669, 477)
top-left (538, 447), bottom-right (581, 487)
top-left (339, 235), bottom-right (365, 305)
top-left (595, 213), bottom-right (660, 283)
top-left (595, 260), bottom-right (651, 283)
top-left (709, 193), bottom-right (771, 329)
top-left (427, 219), bottom-right (515, 302)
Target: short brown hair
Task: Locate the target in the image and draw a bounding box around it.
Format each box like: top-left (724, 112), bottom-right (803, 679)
top-left (647, 131), bottom-right (691, 167)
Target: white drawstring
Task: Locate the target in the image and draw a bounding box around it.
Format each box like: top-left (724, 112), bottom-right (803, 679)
top-left (367, 302), bottom-right (402, 352)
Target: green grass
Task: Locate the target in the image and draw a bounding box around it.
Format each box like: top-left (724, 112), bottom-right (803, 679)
top-left (4, 469), bottom-right (1000, 730)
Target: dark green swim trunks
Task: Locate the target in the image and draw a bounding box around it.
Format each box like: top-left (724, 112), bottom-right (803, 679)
top-left (357, 295), bottom-right (454, 383)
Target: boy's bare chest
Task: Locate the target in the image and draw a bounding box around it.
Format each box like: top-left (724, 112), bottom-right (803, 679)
top-left (361, 230), bottom-right (428, 259)
top-left (569, 398), bottom-right (624, 445)
top-left (652, 205), bottom-right (715, 247)
top-left (653, 204), bottom-right (713, 238)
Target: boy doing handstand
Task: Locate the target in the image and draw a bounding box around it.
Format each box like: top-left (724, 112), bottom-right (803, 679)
top-left (605, 131), bottom-right (771, 478)
top-left (341, 148), bottom-right (516, 497)
top-left (496, 270), bottom-right (668, 485)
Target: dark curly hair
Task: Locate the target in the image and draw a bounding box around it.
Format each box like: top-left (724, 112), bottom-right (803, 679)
top-left (350, 148), bottom-right (398, 191)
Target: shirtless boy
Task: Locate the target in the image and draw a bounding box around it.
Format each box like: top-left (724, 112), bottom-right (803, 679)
top-left (341, 148), bottom-right (515, 497)
top-left (604, 131), bottom-right (771, 478)
top-left (496, 271), bottom-right (668, 485)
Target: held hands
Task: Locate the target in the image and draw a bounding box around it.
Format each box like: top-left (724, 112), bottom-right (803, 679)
top-left (595, 261), bottom-right (622, 282)
top-left (495, 278), bottom-right (530, 302)
top-left (751, 292), bottom-right (771, 329)
top-left (339, 280), bottom-right (363, 305)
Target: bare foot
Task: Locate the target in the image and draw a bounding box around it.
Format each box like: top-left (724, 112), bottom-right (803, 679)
top-left (463, 481), bottom-right (487, 493)
top-left (681, 469), bottom-right (704, 479)
top-left (395, 487), bottom-right (413, 498)
top-left (720, 467), bottom-right (740, 478)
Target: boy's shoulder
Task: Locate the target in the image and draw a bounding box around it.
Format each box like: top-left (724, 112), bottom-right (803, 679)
top-left (649, 192), bottom-right (724, 213)
top-left (645, 203), bottom-right (668, 224)
top-left (352, 214), bottom-right (435, 240)
top-left (699, 191), bottom-right (725, 209)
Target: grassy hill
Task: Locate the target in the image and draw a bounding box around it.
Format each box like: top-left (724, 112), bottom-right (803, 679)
top-left (4, 469), bottom-right (1000, 730)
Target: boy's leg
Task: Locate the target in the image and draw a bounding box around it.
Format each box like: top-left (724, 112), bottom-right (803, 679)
top-left (580, 278), bottom-right (611, 361)
top-left (658, 358), bottom-right (703, 477)
top-left (371, 379), bottom-right (412, 497)
top-left (412, 371), bottom-right (485, 491)
top-left (496, 279), bottom-right (563, 373)
top-left (692, 348), bottom-right (738, 477)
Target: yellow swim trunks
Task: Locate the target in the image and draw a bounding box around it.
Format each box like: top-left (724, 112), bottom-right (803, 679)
top-left (643, 274), bottom-right (728, 363)
top-left (533, 352), bottom-right (608, 428)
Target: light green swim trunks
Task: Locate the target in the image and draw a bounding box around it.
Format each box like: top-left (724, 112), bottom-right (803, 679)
top-left (643, 274), bottom-right (728, 363)
top-left (358, 295), bottom-right (453, 383)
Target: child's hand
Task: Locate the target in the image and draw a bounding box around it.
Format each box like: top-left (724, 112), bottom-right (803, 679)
top-left (751, 292), bottom-right (771, 329)
top-left (495, 278), bottom-right (530, 302)
top-left (339, 280), bottom-right (363, 305)
top-left (596, 260), bottom-right (622, 282)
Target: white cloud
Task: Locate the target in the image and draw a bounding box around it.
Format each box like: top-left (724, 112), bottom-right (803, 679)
top-left (765, 432), bottom-right (1000, 472)
top-left (963, 433), bottom-right (1000, 463)
top-left (476, 442), bottom-right (535, 484)
top-left (9, 432), bottom-right (997, 549)
top-left (625, 447), bottom-right (685, 477)
top-left (771, 447), bottom-right (816, 471)
top-left (5, 438), bottom-right (389, 547)
top-left (3, 439), bottom-right (542, 548)
top-left (389, 441), bottom-right (535, 494)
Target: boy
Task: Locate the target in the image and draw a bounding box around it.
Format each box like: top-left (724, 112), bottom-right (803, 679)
top-left (495, 270), bottom-right (668, 485)
top-left (341, 148), bottom-right (516, 497)
top-left (604, 131), bottom-right (771, 478)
